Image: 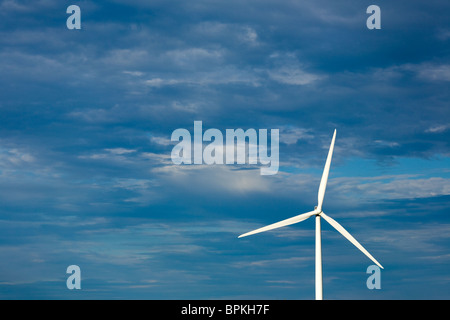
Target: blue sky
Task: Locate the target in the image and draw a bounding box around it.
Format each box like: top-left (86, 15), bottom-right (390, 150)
top-left (0, 0), bottom-right (449, 299)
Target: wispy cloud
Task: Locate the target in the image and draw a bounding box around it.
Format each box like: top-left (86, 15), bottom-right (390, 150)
top-left (330, 175), bottom-right (450, 201)
top-left (426, 124), bottom-right (450, 133)
top-left (0, 0), bottom-right (449, 299)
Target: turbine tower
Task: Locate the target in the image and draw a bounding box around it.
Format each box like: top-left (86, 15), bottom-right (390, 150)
top-left (238, 129), bottom-right (383, 300)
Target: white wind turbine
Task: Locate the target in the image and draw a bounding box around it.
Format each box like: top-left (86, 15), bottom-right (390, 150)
top-left (238, 129), bottom-right (383, 300)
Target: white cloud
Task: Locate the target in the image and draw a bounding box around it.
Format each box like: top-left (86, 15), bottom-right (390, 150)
top-left (331, 175), bottom-right (450, 201)
top-left (436, 28), bottom-right (450, 41)
top-left (374, 140), bottom-right (400, 148)
top-left (149, 135), bottom-right (172, 146)
top-left (192, 22), bottom-right (259, 46)
top-left (104, 148), bottom-right (137, 155)
top-left (140, 152), bottom-right (171, 164)
top-left (239, 26), bottom-right (259, 45)
top-left (144, 66), bottom-right (260, 87)
top-left (268, 66), bottom-right (321, 85)
top-left (397, 63), bottom-right (450, 82)
top-left (78, 148), bottom-right (138, 162)
top-left (123, 70), bottom-right (144, 77)
top-left (152, 164), bottom-right (271, 194)
top-left (371, 223), bottom-right (450, 253)
top-left (267, 53), bottom-right (323, 86)
top-left (145, 78), bottom-right (178, 87)
top-left (279, 126), bottom-right (313, 145)
top-left (165, 48), bottom-right (224, 67)
top-left (426, 124), bottom-right (450, 133)
top-left (0, 147), bottom-right (34, 167)
top-left (417, 64), bottom-right (450, 82)
top-left (102, 49), bottom-right (151, 67)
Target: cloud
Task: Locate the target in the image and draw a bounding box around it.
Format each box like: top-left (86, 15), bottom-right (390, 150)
top-left (0, 0), bottom-right (449, 299)
top-left (0, 147), bottom-right (34, 167)
top-left (104, 148), bottom-right (137, 155)
top-left (267, 53), bottom-right (323, 85)
top-left (143, 66), bottom-right (261, 88)
top-left (331, 175), bottom-right (450, 201)
top-left (403, 63), bottom-right (450, 82)
top-left (123, 71), bottom-right (144, 77)
top-left (268, 67), bottom-right (322, 85)
top-left (149, 135), bottom-right (172, 146)
top-left (369, 223), bottom-right (450, 254)
top-left (165, 48), bottom-right (224, 67)
top-left (279, 126), bottom-right (313, 145)
top-left (152, 164), bottom-right (272, 194)
top-left (426, 124), bottom-right (450, 133)
top-left (374, 140), bottom-right (400, 148)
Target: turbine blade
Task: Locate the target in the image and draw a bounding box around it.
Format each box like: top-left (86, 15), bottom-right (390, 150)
top-left (317, 129), bottom-right (336, 211)
top-left (320, 212), bottom-right (384, 269)
top-left (238, 210), bottom-right (317, 238)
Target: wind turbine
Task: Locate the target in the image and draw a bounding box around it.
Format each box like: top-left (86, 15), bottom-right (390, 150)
top-left (238, 129), bottom-right (383, 300)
